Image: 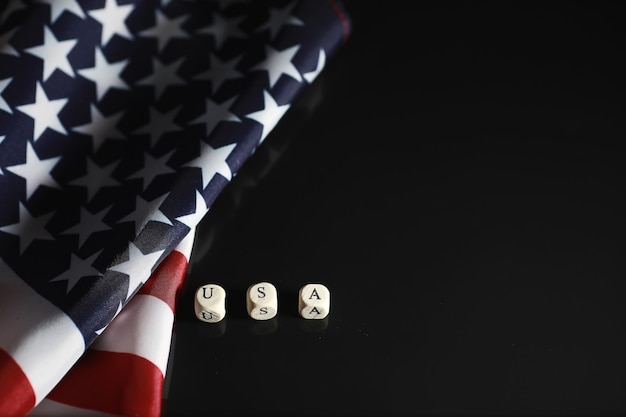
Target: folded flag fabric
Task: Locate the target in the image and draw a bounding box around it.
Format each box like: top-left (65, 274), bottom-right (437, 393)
top-left (30, 228), bottom-right (195, 417)
top-left (0, 0), bottom-right (351, 416)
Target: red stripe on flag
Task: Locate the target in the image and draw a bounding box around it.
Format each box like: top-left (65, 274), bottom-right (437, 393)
top-left (138, 250), bottom-right (188, 312)
top-left (47, 350), bottom-right (162, 417)
top-left (0, 349), bottom-right (36, 417)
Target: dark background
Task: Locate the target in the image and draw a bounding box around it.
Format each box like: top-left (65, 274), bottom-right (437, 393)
top-left (164, 2), bottom-right (626, 416)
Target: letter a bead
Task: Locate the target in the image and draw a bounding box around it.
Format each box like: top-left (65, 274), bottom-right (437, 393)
top-left (246, 282), bottom-right (278, 320)
top-left (194, 284), bottom-right (226, 323)
top-left (298, 283), bottom-right (330, 319)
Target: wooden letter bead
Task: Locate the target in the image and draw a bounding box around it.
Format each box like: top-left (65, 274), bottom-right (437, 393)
top-left (194, 284), bottom-right (226, 323)
top-left (246, 282), bottom-right (278, 320)
top-left (298, 283), bottom-right (330, 319)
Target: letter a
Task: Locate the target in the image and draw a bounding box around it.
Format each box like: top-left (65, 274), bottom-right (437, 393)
top-left (309, 307), bottom-right (321, 315)
top-left (308, 288), bottom-right (321, 300)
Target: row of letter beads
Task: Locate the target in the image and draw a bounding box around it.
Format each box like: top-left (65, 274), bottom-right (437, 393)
top-left (194, 282), bottom-right (330, 323)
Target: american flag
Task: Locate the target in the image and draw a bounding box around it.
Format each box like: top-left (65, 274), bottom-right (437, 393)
top-left (0, 0), bottom-right (350, 415)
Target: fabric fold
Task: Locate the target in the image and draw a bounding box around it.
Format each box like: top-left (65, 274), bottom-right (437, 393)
top-left (0, 0), bottom-right (350, 415)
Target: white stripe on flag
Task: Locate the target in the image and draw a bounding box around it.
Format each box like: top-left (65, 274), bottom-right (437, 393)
top-left (174, 227), bottom-right (195, 260)
top-left (0, 258), bottom-right (85, 405)
top-left (90, 294), bottom-right (173, 375)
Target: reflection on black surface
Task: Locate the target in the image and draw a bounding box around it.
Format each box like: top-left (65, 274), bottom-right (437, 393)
top-left (163, 54), bottom-right (334, 410)
top-left (299, 316), bottom-right (329, 333)
top-left (184, 79), bottom-right (329, 269)
top-left (165, 2), bottom-right (626, 416)
top-left (249, 317), bottom-right (278, 336)
top-left (195, 318), bottom-right (227, 339)
top-left (176, 70), bottom-right (330, 323)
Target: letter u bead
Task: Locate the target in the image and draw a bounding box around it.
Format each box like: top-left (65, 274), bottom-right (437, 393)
top-left (194, 284), bottom-right (226, 323)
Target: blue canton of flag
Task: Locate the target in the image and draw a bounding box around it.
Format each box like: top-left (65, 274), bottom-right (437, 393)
top-left (0, 0), bottom-right (350, 415)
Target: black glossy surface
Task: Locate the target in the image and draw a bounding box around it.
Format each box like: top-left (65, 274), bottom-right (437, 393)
top-left (164, 2), bottom-right (626, 416)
